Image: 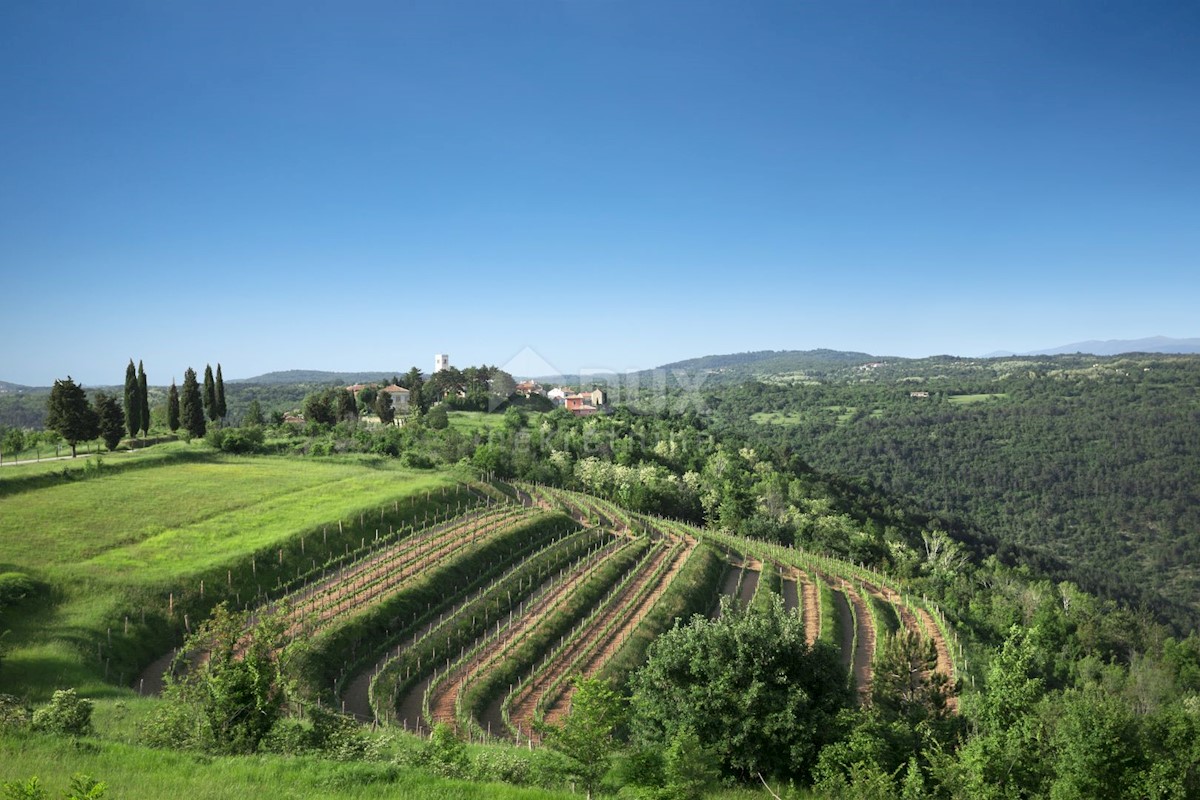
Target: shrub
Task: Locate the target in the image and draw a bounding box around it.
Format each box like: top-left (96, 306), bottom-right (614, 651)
top-left (0, 572), bottom-right (37, 612)
top-left (215, 427), bottom-right (264, 454)
top-left (400, 450), bottom-right (434, 469)
top-left (31, 689), bottom-right (93, 736)
top-left (0, 694), bottom-right (32, 731)
top-left (473, 749), bottom-right (532, 785)
top-left (419, 722), bottom-right (469, 778)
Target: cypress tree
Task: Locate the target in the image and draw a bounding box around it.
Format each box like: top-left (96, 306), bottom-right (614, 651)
top-left (137, 360), bottom-right (149, 436)
top-left (182, 367), bottom-right (207, 438)
top-left (215, 363), bottom-right (227, 422)
top-left (94, 391), bottom-right (126, 452)
top-left (203, 364), bottom-right (217, 422)
top-left (124, 359), bottom-right (138, 438)
top-left (167, 380), bottom-right (180, 433)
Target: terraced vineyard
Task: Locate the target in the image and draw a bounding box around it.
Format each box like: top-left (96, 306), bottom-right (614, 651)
top-left (147, 479), bottom-right (962, 739)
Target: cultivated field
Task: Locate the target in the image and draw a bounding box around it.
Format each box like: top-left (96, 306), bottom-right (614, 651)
top-left (2, 446), bottom-right (961, 740)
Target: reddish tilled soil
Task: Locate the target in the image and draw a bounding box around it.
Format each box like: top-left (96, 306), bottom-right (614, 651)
top-left (417, 539), bottom-right (633, 732)
top-left (537, 537), bottom-right (697, 729)
top-left (799, 571), bottom-right (821, 645)
top-left (826, 575), bottom-right (876, 702)
top-left (860, 578), bottom-right (958, 714)
top-left (278, 507), bottom-right (531, 638)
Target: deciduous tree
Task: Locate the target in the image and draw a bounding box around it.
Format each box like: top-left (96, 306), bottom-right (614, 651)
top-left (541, 677), bottom-right (627, 800)
top-left (630, 595), bottom-right (850, 783)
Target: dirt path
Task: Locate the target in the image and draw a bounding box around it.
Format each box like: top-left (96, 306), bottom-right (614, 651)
top-left (779, 565), bottom-right (800, 613)
top-left (279, 507), bottom-right (526, 635)
top-left (833, 579), bottom-right (875, 702)
top-left (506, 543), bottom-right (673, 732)
top-left (830, 587), bottom-right (854, 670)
top-left (799, 571), bottom-right (820, 645)
top-left (713, 562), bottom-right (742, 619)
top-left (417, 540), bottom-right (637, 731)
top-left (915, 607), bottom-right (959, 714)
top-left (539, 538), bottom-right (696, 728)
top-left (860, 579), bottom-right (958, 714)
top-left (736, 560), bottom-right (761, 609)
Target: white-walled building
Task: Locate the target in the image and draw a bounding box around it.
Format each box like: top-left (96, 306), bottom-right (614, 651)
top-left (435, 353), bottom-right (450, 373)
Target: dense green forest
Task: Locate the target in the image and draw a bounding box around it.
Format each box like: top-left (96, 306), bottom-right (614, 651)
top-left (703, 355), bottom-right (1200, 631)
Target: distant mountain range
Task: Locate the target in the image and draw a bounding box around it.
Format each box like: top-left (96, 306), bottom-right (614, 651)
top-left (984, 336), bottom-right (1200, 358)
top-left (231, 370), bottom-right (402, 385)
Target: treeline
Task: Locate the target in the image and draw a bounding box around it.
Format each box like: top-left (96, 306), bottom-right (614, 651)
top-left (704, 358), bottom-right (1200, 630)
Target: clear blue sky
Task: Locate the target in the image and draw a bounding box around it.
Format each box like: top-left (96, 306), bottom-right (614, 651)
top-left (2, 1), bottom-right (1197, 385)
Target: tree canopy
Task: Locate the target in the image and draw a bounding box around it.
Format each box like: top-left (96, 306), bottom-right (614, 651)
top-left (45, 377), bottom-right (98, 457)
top-left (630, 595), bottom-right (851, 783)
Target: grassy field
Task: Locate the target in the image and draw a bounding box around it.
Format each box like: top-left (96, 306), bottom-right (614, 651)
top-left (448, 411), bottom-right (514, 435)
top-left (0, 731), bottom-right (574, 800)
top-left (0, 442), bottom-right (460, 699)
top-left (947, 392), bottom-right (1008, 404)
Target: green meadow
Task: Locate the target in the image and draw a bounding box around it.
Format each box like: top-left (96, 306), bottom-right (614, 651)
top-left (0, 443), bottom-right (458, 699)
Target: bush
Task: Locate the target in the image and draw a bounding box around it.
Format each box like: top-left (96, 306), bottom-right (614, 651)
top-left (473, 749), bottom-right (533, 785)
top-left (400, 450), bottom-right (434, 469)
top-left (31, 689), bottom-right (93, 736)
top-left (215, 427), bottom-right (264, 454)
top-left (0, 572), bottom-right (37, 612)
top-left (0, 694), bottom-right (32, 731)
top-left (419, 723), bottom-right (469, 778)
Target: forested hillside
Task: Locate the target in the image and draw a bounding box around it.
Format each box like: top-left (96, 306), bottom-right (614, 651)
top-left (707, 355), bottom-right (1200, 630)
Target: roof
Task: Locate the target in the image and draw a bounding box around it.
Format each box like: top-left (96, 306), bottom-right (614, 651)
top-left (382, 384), bottom-right (411, 394)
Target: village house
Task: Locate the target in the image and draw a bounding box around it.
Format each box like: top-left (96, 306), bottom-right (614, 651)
top-left (514, 380), bottom-right (544, 398)
top-left (380, 384), bottom-right (411, 412)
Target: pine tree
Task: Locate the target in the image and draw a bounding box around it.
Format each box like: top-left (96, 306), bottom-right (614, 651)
top-left (93, 391), bottom-right (126, 452)
top-left (203, 365), bottom-right (217, 422)
top-left (167, 380), bottom-right (180, 432)
top-left (124, 360), bottom-right (138, 438)
top-left (137, 360), bottom-right (149, 436)
top-left (46, 377), bottom-right (99, 457)
top-left (215, 363), bottom-right (227, 422)
top-left (182, 368), bottom-right (207, 439)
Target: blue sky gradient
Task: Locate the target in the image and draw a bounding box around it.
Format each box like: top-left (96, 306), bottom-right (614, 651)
top-left (2, 1), bottom-right (1198, 385)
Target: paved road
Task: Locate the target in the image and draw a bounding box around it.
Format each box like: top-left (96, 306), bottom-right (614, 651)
top-left (0, 451), bottom-right (100, 467)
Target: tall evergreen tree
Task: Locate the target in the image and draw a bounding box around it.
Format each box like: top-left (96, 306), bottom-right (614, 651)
top-left (93, 391), bottom-right (126, 452)
top-left (404, 366), bottom-right (426, 413)
top-left (137, 360), bottom-right (150, 436)
top-left (182, 368), bottom-right (206, 438)
top-left (215, 363), bottom-right (227, 422)
top-left (203, 364), bottom-right (217, 422)
top-left (337, 388), bottom-right (357, 422)
top-left (46, 377), bottom-right (99, 457)
top-left (167, 380), bottom-right (180, 433)
top-left (124, 359), bottom-right (138, 438)
top-left (374, 389), bottom-right (394, 425)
